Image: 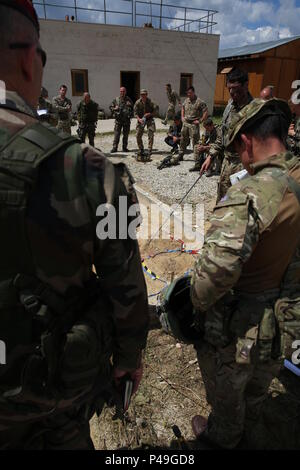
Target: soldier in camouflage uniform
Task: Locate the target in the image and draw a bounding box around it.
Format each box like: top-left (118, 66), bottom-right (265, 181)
top-left (110, 87), bottom-right (133, 153)
top-left (134, 89), bottom-right (157, 157)
top-left (287, 99), bottom-right (300, 158)
top-left (190, 98), bottom-right (300, 449)
top-left (161, 83), bottom-right (181, 125)
top-left (0, 1), bottom-right (148, 450)
top-left (173, 86), bottom-right (208, 166)
top-left (52, 84), bottom-right (72, 135)
top-left (190, 117), bottom-right (219, 172)
top-left (37, 87), bottom-right (58, 126)
top-left (201, 69), bottom-right (253, 203)
top-left (76, 92), bottom-right (99, 147)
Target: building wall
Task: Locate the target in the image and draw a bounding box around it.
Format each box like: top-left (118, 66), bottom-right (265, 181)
top-left (214, 38), bottom-right (300, 105)
top-left (40, 20), bottom-right (219, 115)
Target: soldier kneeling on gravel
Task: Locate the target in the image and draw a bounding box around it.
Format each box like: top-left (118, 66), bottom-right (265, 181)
top-left (190, 117), bottom-right (220, 174)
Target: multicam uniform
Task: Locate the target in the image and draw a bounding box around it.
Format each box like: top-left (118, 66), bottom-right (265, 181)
top-left (164, 88), bottom-right (181, 123)
top-left (209, 94), bottom-right (252, 203)
top-left (194, 125), bottom-right (219, 171)
top-left (177, 96), bottom-right (208, 162)
top-left (76, 99), bottom-right (99, 147)
top-left (52, 95), bottom-right (72, 135)
top-left (0, 91), bottom-right (149, 449)
top-left (134, 97), bottom-right (157, 153)
top-left (110, 96), bottom-right (133, 151)
top-left (287, 116), bottom-right (300, 158)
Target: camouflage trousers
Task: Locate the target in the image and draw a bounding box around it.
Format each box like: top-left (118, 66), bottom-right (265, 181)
top-left (113, 119), bottom-right (131, 150)
top-left (0, 405), bottom-right (97, 450)
top-left (195, 341), bottom-right (282, 449)
top-left (179, 123), bottom-right (200, 161)
top-left (216, 155), bottom-right (243, 203)
top-left (136, 120), bottom-right (156, 152)
top-left (77, 123), bottom-right (96, 147)
top-left (164, 103), bottom-right (176, 122)
top-left (57, 120), bottom-right (71, 135)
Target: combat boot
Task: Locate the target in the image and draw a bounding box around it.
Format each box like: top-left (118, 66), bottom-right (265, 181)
top-left (178, 153), bottom-right (184, 162)
top-left (110, 147), bottom-right (118, 153)
top-left (189, 163), bottom-right (202, 172)
top-left (191, 415), bottom-right (208, 440)
top-left (122, 147), bottom-right (129, 152)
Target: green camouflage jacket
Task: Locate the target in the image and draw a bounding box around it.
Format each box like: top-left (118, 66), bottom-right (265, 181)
top-left (52, 95), bottom-right (72, 122)
top-left (0, 91), bottom-right (149, 371)
top-left (134, 98), bottom-right (157, 119)
top-left (182, 96), bottom-right (207, 123)
top-left (109, 96), bottom-right (133, 121)
top-left (191, 151), bottom-right (300, 313)
top-left (209, 94), bottom-right (253, 163)
top-left (76, 99), bottom-right (99, 125)
top-left (167, 89), bottom-right (181, 106)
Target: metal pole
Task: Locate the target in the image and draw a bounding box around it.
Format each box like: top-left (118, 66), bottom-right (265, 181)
top-left (43, 0), bottom-right (46, 19)
top-left (184, 7), bottom-right (186, 32)
top-left (74, 0), bottom-right (78, 21)
top-left (206, 13), bottom-right (209, 34)
top-left (135, 0), bottom-right (136, 27)
top-left (150, 1), bottom-right (152, 24)
top-left (211, 13), bottom-right (213, 33)
top-left (104, 0), bottom-right (107, 24)
top-left (132, 0), bottom-right (134, 26)
top-left (159, 0), bottom-right (162, 29)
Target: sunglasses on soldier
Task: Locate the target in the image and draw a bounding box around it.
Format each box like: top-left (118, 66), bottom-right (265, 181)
top-left (9, 42), bottom-right (47, 67)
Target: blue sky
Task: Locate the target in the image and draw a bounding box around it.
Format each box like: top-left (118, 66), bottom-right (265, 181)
top-left (33, 0), bottom-right (300, 49)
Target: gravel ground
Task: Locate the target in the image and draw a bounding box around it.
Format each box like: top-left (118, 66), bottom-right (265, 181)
top-left (93, 130), bottom-right (218, 207)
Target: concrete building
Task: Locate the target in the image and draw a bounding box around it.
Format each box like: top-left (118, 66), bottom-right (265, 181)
top-left (39, 19), bottom-right (220, 116)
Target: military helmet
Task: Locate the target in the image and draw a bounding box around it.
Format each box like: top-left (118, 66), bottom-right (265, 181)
top-left (225, 98), bottom-right (292, 148)
top-left (157, 275), bottom-right (201, 344)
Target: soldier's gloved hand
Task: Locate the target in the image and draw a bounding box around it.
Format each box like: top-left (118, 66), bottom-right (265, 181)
top-left (113, 363), bottom-right (143, 395)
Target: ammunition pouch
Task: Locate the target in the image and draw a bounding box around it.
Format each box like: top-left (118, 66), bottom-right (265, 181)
top-left (274, 292), bottom-right (300, 363)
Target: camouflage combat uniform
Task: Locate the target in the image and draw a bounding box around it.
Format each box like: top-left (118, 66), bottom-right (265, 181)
top-left (209, 94), bottom-right (252, 203)
top-left (0, 91), bottom-right (149, 449)
top-left (191, 100), bottom-right (300, 449)
top-left (287, 115), bottom-right (300, 158)
top-left (52, 95), bottom-right (72, 135)
top-left (134, 97), bottom-right (157, 153)
top-left (164, 88), bottom-right (181, 123)
top-left (76, 99), bottom-right (99, 147)
top-left (177, 96), bottom-right (208, 162)
top-left (193, 124), bottom-right (219, 171)
top-left (110, 95), bottom-right (133, 151)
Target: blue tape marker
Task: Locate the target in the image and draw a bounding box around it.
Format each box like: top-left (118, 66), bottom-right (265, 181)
top-left (284, 359), bottom-right (300, 377)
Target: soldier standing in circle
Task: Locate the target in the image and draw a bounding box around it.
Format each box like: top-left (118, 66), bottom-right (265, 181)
top-left (52, 84), bottom-right (72, 135)
top-left (161, 83), bottom-right (181, 125)
top-left (76, 92), bottom-right (99, 147)
top-left (38, 86), bottom-right (58, 126)
top-left (201, 68), bottom-right (253, 203)
top-left (173, 86), bottom-right (208, 167)
top-left (110, 87), bottom-right (133, 153)
top-left (0, 0), bottom-right (148, 450)
top-left (190, 98), bottom-right (300, 449)
top-left (134, 89), bottom-right (157, 158)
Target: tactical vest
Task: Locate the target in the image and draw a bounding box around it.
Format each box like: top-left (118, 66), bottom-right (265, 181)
top-left (0, 122), bottom-right (113, 427)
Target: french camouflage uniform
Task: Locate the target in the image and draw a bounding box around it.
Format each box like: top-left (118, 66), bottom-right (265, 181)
top-left (0, 91), bottom-right (149, 449)
top-left (52, 95), bottom-right (72, 135)
top-left (76, 99), bottom-right (99, 147)
top-left (38, 93), bottom-right (58, 127)
top-left (191, 99), bottom-right (300, 449)
top-left (164, 88), bottom-right (181, 123)
top-left (177, 96), bottom-right (208, 162)
top-left (209, 93), bottom-right (252, 203)
top-left (287, 115), bottom-right (300, 158)
top-left (134, 97), bottom-right (157, 153)
top-left (110, 96), bottom-right (133, 151)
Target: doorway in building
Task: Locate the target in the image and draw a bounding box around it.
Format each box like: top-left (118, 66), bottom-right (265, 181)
top-left (120, 71), bottom-right (140, 103)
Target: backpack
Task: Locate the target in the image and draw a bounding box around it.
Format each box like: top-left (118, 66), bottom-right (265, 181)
top-left (0, 122), bottom-right (113, 426)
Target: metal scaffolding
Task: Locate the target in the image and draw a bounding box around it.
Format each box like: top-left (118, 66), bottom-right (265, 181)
top-left (33, 1), bottom-right (218, 34)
